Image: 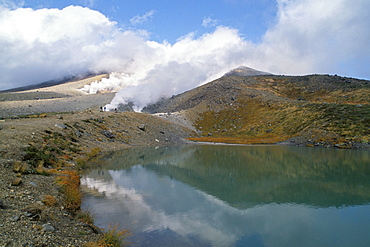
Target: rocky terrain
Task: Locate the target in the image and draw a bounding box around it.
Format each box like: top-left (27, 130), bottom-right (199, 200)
top-left (0, 77), bottom-right (195, 246)
top-left (144, 73), bottom-right (370, 149)
top-left (1, 68), bottom-right (369, 246)
top-left (0, 111), bottom-right (194, 246)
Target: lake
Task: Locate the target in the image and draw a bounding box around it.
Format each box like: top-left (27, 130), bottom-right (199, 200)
top-left (81, 145), bottom-right (370, 247)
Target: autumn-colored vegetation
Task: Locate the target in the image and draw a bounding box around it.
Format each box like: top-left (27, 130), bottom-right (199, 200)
top-left (170, 75), bottom-right (370, 147)
top-left (56, 170), bottom-right (81, 211)
top-left (85, 224), bottom-right (131, 247)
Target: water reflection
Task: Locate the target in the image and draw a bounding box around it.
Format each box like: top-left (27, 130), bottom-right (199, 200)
top-left (81, 145), bottom-right (370, 247)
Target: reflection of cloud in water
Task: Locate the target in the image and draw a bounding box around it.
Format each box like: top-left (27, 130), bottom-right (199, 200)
top-left (81, 165), bottom-right (370, 247)
top-left (82, 166), bottom-right (237, 246)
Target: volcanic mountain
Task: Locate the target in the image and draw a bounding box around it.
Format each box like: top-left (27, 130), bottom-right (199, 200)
top-left (144, 70), bottom-right (370, 148)
top-left (222, 66), bottom-right (273, 77)
top-left (1, 66), bottom-right (369, 148)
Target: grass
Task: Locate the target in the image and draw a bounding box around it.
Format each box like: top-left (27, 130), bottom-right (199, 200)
top-left (87, 147), bottom-right (102, 158)
top-left (0, 111), bottom-right (73, 120)
top-left (42, 195), bottom-right (58, 207)
top-left (77, 209), bottom-right (95, 225)
top-left (23, 145), bottom-right (58, 168)
top-left (85, 224), bottom-right (130, 247)
top-left (8, 112), bottom-right (135, 246)
top-left (190, 96), bottom-right (370, 145)
top-left (56, 170), bottom-right (81, 211)
top-left (76, 147), bottom-right (102, 169)
top-left (192, 98), bottom-right (300, 143)
top-left (187, 135), bottom-right (289, 144)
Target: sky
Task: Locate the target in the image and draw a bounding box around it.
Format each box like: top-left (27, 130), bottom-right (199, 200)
top-left (0, 0), bottom-right (369, 109)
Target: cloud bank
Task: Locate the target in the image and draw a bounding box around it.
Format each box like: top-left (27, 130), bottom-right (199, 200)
top-left (0, 0), bottom-right (369, 110)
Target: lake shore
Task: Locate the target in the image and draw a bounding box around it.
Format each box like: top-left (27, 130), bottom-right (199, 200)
top-left (1, 77), bottom-right (369, 246)
top-left (0, 108), bottom-right (196, 246)
top-left (0, 78), bottom-right (195, 246)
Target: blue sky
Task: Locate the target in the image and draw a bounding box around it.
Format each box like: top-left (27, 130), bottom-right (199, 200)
top-left (19, 0), bottom-right (276, 43)
top-left (0, 0), bottom-right (369, 109)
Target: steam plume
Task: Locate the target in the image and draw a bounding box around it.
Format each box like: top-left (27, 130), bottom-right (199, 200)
top-left (0, 0), bottom-right (369, 111)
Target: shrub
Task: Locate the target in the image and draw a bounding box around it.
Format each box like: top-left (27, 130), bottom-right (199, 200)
top-left (84, 224), bottom-right (130, 247)
top-left (42, 195), bottom-right (58, 207)
top-left (56, 170), bottom-right (81, 211)
top-left (77, 209), bottom-right (94, 225)
top-left (99, 224), bottom-right (130, 247)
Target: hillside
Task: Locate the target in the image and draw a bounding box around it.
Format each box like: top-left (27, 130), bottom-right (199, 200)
top-left (0, 68), bottom-right (369, 245)
top-left (223, 66), bottom-right (272, 77)
top-left (144, 74), bottom-right (370, 148)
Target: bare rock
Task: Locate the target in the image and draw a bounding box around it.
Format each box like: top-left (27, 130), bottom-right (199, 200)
top-left (101, 130), bottom-right (115, 139)
top-left (9, 215), bottom-right (20, 222)
top-left (11, 177), bottom-right (22, 186)
top-left (55, 123), bottom-right (67, 129)
top-left (42, 224), bottom-right (55, 232)
top-left (138, 124), bottom-right (146, 131)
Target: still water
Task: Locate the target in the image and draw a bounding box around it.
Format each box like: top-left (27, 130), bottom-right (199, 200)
top-left (81, 145), bottom-right (370, 247)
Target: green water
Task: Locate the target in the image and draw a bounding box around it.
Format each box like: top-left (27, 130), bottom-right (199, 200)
top-left (81, 145), bottom-right (370, 247)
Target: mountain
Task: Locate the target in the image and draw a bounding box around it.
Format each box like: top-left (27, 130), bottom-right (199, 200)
top-left (0, 73), bottom-right (107, 93)
top-left (144, 71), bottom-right (370, 148)
top-left (222, 66), bottom-right (272, 77)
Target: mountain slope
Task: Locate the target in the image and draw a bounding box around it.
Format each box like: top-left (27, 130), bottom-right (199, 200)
top-left (144, 74), bottom-right (370, 148)
top-left (222, 66), bottom-right (272, 77)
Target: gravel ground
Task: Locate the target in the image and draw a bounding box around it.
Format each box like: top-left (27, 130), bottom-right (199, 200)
top-left (0, 110), bottom-right (195, 246)
top-left (0, 159), bottom-right (102, 246)
top-left (0, 93), bottom-right (115, 119)
top-left (0, 78), bottom-right (196, 246)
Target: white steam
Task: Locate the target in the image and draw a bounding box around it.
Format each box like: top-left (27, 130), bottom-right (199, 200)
top-left (0, 0), bottom-right (369, 111)
top-left (101, 27), bottom-right (252, 110)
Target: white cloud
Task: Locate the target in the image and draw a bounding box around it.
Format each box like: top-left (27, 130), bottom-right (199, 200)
top-left (130, 10), bottom-right (155, 25)
top-left (0, 0), bottom-right (369, 111)
top-left (202, 17), bottom-right (218, 28)
top-left (0, 5), bottom-right (118, 89)
top-left (0, 0), bottom-right (24, 9)
top-left (105, 27), bottom-right (252, 110)
top-left (83, 0), bottom-right (95, 8)
top-left (257, 0), bottom-right (370, 76)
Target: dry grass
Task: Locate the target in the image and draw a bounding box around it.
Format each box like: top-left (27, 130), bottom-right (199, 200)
top-left (253, 76), bottom-right (370, 104)
top-left (56, 170), bottom-right (81, 211)
top-left (193, 98), bottom-right (313, 143)
top-left (42, 195), bottom-right (58, 207)
top-left (76, 147), bottom-right (102, 169)
top-left (190, 86), bottom-right (370, 145)
top-left (187, 135), bottom-right (289, 144)
top-left (77, 209), bottom-right (95, 225)
top-left (87, 147), bottom-right (102, 159)
top-left (85, 224), bottom-right (131, 247)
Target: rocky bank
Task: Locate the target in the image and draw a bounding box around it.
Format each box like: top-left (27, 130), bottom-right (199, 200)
top-left (1, 71), bottom-right (370, 246)
top-left (0, 77), bottom-right (195, 246)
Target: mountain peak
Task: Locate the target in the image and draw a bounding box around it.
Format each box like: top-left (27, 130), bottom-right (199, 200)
top-left (223, 66), bottom-right (272, 77)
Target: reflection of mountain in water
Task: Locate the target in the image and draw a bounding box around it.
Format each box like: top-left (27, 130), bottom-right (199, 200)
top-left (90, 145), bottom-right (370, 209)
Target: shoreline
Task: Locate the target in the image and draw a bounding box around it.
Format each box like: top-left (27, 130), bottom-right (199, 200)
top-left (1, 109), bottom-right (369, 246)
top-left (0, 106), bottom-right (195, 246)
top-left (1, 75), bottom-right (369, 245)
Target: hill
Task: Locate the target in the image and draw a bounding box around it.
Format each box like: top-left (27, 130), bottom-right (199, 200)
top-left (222, 66), bottom-right (272, 77)
top-left (143, 73), bottom-right (370, 148)
top-left (0, 68), bottom-right (369, 245)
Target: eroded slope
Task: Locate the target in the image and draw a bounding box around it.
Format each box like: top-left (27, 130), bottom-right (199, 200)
top-left (144, 74), bottom-right (370, 148)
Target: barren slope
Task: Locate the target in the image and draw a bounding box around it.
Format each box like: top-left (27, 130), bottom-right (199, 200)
top-left (144, 74), bottom-right (370, 148)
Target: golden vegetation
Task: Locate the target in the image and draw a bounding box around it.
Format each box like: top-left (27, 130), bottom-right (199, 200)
top-left (42, 195), bottom-right (58, 207)
top-left (190, 101), bottom-right (370, 146)
top-left (56, 170), bottom-right (81, 211)
top-left (77, 209), bottom-right (95, 225)
top-left (85, 224), bottom-right (131, 247)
